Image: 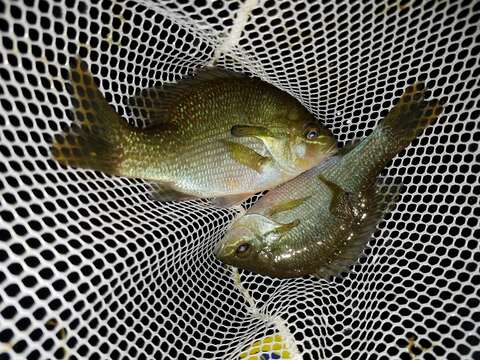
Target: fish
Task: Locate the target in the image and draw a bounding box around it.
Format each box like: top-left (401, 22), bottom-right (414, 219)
top-left (214, 83), bottom-right (443, 278)
top-left (51, 58), bottom-right (337, 206)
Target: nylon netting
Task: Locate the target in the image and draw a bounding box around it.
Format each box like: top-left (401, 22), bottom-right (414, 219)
top-left (0, 0), bottom-right (479, 359)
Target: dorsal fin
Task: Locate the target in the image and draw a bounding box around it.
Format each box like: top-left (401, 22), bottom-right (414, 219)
top-left (129, 68), bottom-right (247, 127)
top-left (188, 67), bottom-right (246, 82)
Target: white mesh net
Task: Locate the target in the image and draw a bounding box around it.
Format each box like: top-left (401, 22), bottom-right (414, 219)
top-left (0, 0), bottom-right (479, 359)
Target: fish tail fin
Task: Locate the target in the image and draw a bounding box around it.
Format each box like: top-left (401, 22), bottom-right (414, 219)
top-left (51, 57), bottom-right (127, 174)
top-left (381, 82), bottom-right (443, 148)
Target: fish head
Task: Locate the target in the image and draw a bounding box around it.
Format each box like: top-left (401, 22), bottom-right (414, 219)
top-left (214, 213), bottom-right (299, 276)
top-left (289, 121), bottom-right (338, 171)
top-left (214, 214), bottom-right (269, 271)
top-left (262, 110), bottom-right (337, 173)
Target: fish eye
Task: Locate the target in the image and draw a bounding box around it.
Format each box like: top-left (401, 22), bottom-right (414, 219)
top-left (236, 243), bottom-right (251, 257)
top-left (304, 124), bottom-right (321, 140)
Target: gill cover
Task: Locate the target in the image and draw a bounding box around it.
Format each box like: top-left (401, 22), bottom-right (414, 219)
top-left (214, 213), bottom-right (300, 262)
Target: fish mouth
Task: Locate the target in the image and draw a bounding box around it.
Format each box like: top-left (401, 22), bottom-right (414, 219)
top-left (213, 240), bottom-right (225, 259)
top-left (214, 226), bottom-right (253, 263)
top-left (214, 242), bottom-right (237, 266)
top-left (213, 237), bottom-right (236, 262)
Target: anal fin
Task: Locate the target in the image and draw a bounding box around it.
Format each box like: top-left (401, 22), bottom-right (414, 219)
top-left (313, 263), bottom-right (350, 280)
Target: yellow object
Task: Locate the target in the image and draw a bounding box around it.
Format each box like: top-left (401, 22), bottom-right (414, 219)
top-left (239, 334), bottom-right (290, 359)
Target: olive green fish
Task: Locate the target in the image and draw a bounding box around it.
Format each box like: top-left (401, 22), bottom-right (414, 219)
top-left (51, 59), bottom-right (337, 206)
top-left (215, 84), bottom-right (443, 278)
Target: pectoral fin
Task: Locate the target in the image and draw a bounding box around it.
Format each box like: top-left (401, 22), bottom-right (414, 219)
top-left (223, 140), bottom-right (271, 173)
top-left (210, 193), bottom-right (254, 208)
top-left (272, 219), bottom-right (300, 235)
top-left (267, 197), bottom-right (311, 217)
top-left (317, 175), bottom-right (353, 218)
top-left (231, 125), bottom-right (274, 138)
top-left (150, 182), bottom-right (197, 202)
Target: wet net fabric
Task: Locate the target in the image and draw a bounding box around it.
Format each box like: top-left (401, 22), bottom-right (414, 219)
top-left (0, 0), bottom-right (479, 359)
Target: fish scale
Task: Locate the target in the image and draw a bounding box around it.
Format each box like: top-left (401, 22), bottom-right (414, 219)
top-left (255, 161), bottom-right (348, 275)
top-left (215, 83), bottom-right (443, 278)
top-left (52, 58), bottom-right (337, 203)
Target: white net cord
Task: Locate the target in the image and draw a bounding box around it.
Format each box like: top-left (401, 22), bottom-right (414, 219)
top-left (0, 1), bottom-right (479, 359)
